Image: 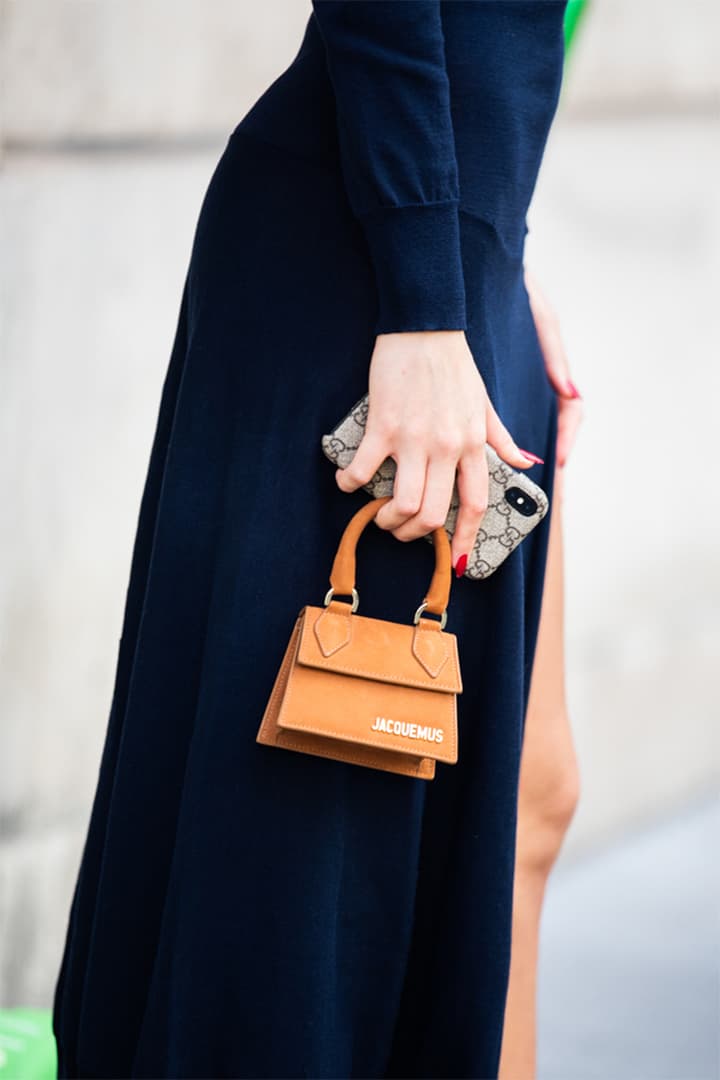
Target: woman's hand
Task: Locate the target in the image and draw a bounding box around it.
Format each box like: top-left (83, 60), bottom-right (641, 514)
top-left (335, 329), bottom-right (544, 574)
top-left (524, 268), bottom-right (584, 502)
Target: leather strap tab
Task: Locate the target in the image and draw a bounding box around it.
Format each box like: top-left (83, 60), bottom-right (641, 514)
top-left (313, 604), bottom-right (352, 657)
top-left (412, 620), bottom-right (450, 678)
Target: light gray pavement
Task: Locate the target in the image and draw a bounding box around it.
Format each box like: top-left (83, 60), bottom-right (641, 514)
top-left (538, 799), bottom-right (719, 1080)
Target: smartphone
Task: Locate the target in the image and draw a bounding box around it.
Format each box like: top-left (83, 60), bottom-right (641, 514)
top-left (321, 393), bottom-right (549, 580)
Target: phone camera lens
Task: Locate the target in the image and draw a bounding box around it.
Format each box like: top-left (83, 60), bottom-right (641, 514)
top-left (505, 486), bottom-right (537, 517)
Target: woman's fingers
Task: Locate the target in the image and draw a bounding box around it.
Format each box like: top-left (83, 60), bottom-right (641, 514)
top-left (556, 398), bottom-right (584, 469)
top-left (535, 308), bottom-right (572, 398)
top-left (377, 439), bottom-right (491, 569)
top-left (373, 446), bottom-right (426, 532)
top-left (335, 428), bottom-right (387, 493)
top-left (486, 399), bottom-right (544, 469)
top-left (451, 448), bottom-right (489, 569)
top-left (389, 452), bottom-right (458, 542)
top-left (525, 266), bottom-right (581, 403)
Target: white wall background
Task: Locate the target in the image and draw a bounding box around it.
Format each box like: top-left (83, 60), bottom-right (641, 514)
top-left (1, 0), bottom-right (718, 145)
top-left (1, 0), bottom-right (719, 1007)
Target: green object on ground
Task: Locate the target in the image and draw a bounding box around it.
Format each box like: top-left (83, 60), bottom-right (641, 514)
top-left (564, 0), bottom-right (589, 52)
top-left (0, 1011), bottom-right (56, 1080)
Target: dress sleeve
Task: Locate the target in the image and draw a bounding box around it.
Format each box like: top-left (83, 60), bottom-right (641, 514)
top-left (311, 0), bottom-right (466, 336)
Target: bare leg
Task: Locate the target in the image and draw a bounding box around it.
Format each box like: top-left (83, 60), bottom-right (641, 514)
top-left (498, 472), bottom-right (580, 1079)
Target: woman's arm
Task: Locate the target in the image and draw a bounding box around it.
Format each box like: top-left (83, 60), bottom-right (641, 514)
top-left (313, 1), bottom-right (541, 567)
top-left (312, 0), bottom-right (466, 335)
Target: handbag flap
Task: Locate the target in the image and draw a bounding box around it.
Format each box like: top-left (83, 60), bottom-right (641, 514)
top-left (296, 605), bottom-right (462, 693)
top-left (257, 614), bottom-right (437, 779)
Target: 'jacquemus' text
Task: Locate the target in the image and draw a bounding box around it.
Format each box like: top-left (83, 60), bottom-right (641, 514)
top-left (371, 717), bottom-right (444, 743)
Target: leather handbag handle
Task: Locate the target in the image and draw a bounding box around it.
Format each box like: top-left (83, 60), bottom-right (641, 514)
top-left (326, 495), bottom-right (452, 623)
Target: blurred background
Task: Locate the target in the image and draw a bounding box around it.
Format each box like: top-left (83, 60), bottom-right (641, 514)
top-left (1, 1), bottom-right (718, 1077)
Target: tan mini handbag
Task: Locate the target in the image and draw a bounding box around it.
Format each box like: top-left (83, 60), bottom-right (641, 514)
top-left (256, 495), bottom-right (463, 780)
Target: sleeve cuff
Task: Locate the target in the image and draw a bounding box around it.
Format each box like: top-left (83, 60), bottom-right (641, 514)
top-left (359, 201), bottom-right (468, 335)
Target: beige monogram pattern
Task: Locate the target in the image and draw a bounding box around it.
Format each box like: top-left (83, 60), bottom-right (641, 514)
top-left (321, 393), bottom-right (549, 580)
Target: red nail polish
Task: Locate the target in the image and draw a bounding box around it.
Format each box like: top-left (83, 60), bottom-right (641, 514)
top-left (454, 553), bottom-right (468, 578)
top-left (518, 448), bottom-right (545, 465)
top-left (566, 379), bottom-right (583, 400)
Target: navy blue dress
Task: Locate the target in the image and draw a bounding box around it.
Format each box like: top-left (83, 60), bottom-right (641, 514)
top-left (53, 3), bottom-right (566, 1077)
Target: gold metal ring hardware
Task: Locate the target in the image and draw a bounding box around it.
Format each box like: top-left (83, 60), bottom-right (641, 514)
top-left (413, 601), bottom-right (447, 630)
top-left (323, 586), bottom-right (359, 613)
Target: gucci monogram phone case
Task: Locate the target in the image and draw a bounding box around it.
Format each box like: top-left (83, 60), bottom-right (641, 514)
top-left (321, 392), bottom-right (549, 580)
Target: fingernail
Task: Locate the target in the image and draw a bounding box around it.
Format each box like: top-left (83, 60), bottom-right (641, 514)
top-left (518, 448), bottom-right (545, 465)
top-left (566, 379), bottom-right (583, 399)
top-left (454, 553), bottom-right (468, 578)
